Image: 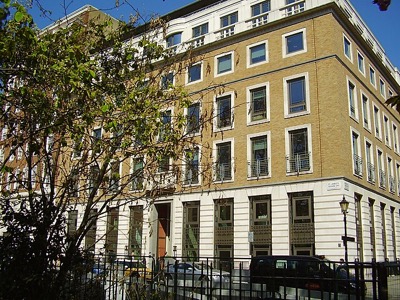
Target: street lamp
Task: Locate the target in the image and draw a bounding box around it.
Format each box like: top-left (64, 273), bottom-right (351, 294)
top-left (339, 196), bottom-right (349, 263)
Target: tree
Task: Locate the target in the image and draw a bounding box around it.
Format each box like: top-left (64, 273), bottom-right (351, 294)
top-left (0, 1), bottom-right (207, 298)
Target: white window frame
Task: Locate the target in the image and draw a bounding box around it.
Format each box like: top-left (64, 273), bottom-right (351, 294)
top-left (282, 28), bottom-right (307, 58)
top-left (160, 71), bottom-right (175, 90)
top-left (364, 137), bottom-right (375, 184)
top-left (214, 91), bottom-right (234, 132)
top-left (347, 76), bottom-right (359, 121)
top-left (369, 65), bottom-right (376, 88)
top-left (396, 161), bottom-right (400, 196)
top-left (184, 101), bottom-right (201, 136)
top-left (387, 155), bottom-right (395, 193)
top-left (285, 124), bottom-right (313, 175)
top-left (373, 103), bottom-right (382, 140)
top-left (247, 40), bottom-right (268, 68)
top-left (182, 146), bottom-right (202, 186)
top-left (343, 34), bottom-right (352, 62)
top-left (247, 131), bottom-right (271, 179)
top-left (392, 122), bottom-right (399, 154)
top-left (130, 156), bottom-right (145, 191)
top-left (186, 62), bottom-right (203, 85)
top-left (379, 77), bottom-right (386, 99)
top-left (361, 92), bottom-right (371, 131)
top-left (213, 138), bottom-right (234, 183)
top-left (376, 146), bottom-right (385, 189)
top-left (246, 82), bottom-right (270, 125)
top-left (215, 51), bottom-right (234, 77)
top-left (351, 127), bottom-right (362, 177)
top-left (357, 51), bottom-right (365, 76)
top-left (283, 72), bottom-right (310, 118)
top-left (383, 114), bottom-right (391, 148)
top-left (108, 160), bottom-right (121, 192)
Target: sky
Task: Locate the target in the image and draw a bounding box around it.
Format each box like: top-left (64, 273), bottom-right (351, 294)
top-left (28, 0), bottom-right (400, 69)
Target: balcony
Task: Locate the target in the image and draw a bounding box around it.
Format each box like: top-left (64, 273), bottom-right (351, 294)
top-left (216, 25), bottom-right (235, 40)
top-left (286, 153), bottom-right (310, 173)
top-left (353, 154), bottom-right (363, 176)
top-left (367, 162), bottom-right (375, 183)
top-left (183, 168), bottom-right (199, 185)
top-left (214, 162), bottom-right (232, 181)
top-left (379, 169), bottom-right (386, 189)
top-left (246, 12), bottom-right (269, 29)
top-left (281, 0), bottom-right (305, 17)
top-left (248, 158), bottom-right (269, 178)
top-left (389, 176), bottom-right (395, 193)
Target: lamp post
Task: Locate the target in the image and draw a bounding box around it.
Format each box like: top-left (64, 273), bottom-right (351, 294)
top-left (339, 196), bottom-right (349, 263)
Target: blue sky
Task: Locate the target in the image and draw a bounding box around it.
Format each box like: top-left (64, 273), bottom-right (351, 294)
top-left (29, 0), bottom-right (400, 69)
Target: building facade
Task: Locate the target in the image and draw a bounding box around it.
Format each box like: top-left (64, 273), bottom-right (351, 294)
top-left (6, 0), bottom-right (400, 265)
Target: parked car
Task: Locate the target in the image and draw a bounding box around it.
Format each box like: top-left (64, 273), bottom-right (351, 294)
top-left (250, 255), bottom-right (366, 297)
top-left (165, 261), bottom-right (230, 289)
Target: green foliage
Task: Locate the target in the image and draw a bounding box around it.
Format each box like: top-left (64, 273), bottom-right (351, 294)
top-left (0, 2), bottom-right (195, 299)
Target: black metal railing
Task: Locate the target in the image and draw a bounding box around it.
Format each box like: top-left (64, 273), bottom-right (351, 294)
top-left (61, 255), bottom-right (400, 300)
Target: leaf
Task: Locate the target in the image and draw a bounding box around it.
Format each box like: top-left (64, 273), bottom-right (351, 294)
top-left (14, 11), bottom-right (24, 22)
top-left (101, 104), bottom-right (109, 113)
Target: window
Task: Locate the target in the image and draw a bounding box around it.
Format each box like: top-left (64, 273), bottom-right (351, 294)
top-left (220, 12), bottom-right (238, 28)
top-left (292, 194), bottom-right (312, 222)
top-left (357, 52), bottom-right (365, 74)
top-left (186, 103), bottom-right (200, 134)
top-left (92, 128), bottom-right (102, 154)
top-left (84, 209), bottom-right (97, 251)
top-left (387, 156), bottom-right (395, 193)
top-left (369, 66), bottom-right (376, 87)
top-left (67, 210), bottom-right (78, 236)
top-left (248, 134), bottom-right (269, 178)
top-left (247, 84), bottom-right (268, 123)
top-left (343, 35), bottom-right (352, 61)
top-left (216, 52), bottom-right (233, 75)
top-left (219, 12), bottom-right (238, 39)
top-left (362, 94), bottom-right (370, 130)
top-left (248, 42), bottom-right (267, 66)
top-left (216, 94), bottom-right (232, 129)
top-left (284, 74), bottom-right (309, 116)
top-left (128, 206), bottom-right (143, 257)
top-left (377, 149), bottom-right (385, 188)
top-left (379, 78), bottom-right (386, 98)
top-left (352, 130), bottom-right (362, 176)
top-left (365, 140), bottom-right (375, 183)
top-left (250, 195), bottom-right (272, 255)
top-left (347, 80), bottom-right (357, 119)
top-left (108, 160), bottom-right (120, 192)
top-left (373, 105), bottom-right (381, 139)
top-left (73, 136), bottom-right (83, 158)
top-left (158, 156), bottom-right (170, 173)
top-left (287, 127), bottom-right (311, 173)
top-left (166, 32), bottom-right (182, 48)
top-left (158, 110), bottom-right (172, 142)
top-left (161, 72), bottom-right (174, 90)
top-left (68, 168), bottom-right (79, 197)
top-left (106, 207), bottom-right (119, 255)
top-left (215, 141), bottom-right (232, 181)
top-left (192, 23), bottom-right (208, 38)
top-left (187, 63), bottom-right (202, 83)
top-left (393, 123), bottom-right (399, 153)
top-left (88, 165), bottom-right (100, 195)
top-left (283, 29), bottom-right (306, 56)
top-left (251, 1), bottom-right (270, 27)
top-left (397, 164), bottom-right (400, 196)
top-left (184, 147), bottom-right (199, 185)
top-left (183, 202), bottom-right (200, 260)
top-left (131, 158), bottom-right (144, 190)
top-left (383, 115), bottom-right (391, 146)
